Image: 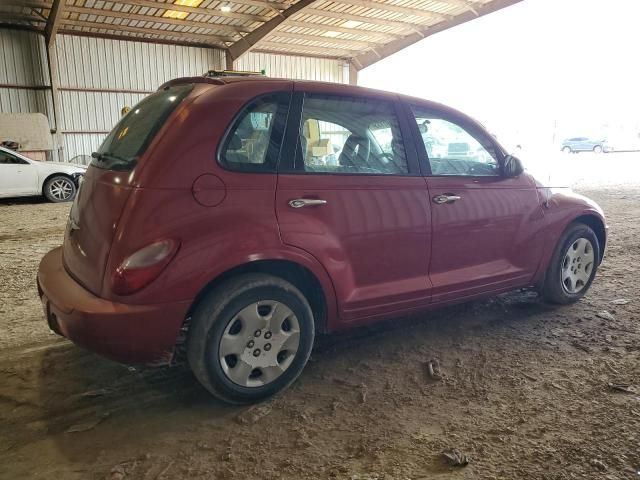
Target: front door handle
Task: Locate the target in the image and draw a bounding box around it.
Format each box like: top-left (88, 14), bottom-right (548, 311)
top-left (432, 194), bottom-right (461, 204)
top-left (288, 198), bottom-right (327, 209)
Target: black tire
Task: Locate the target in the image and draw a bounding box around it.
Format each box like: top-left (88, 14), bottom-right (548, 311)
top-left (593, 145), bottom-right (603, 154)
top-left (541, 223), bottom-right (600, 304)
top-left (562, 146), bottom-right (572, 153)
top-left (187, 273), bottom-right (315, 404)
top-left (43, 175), bottom-right (76, 202)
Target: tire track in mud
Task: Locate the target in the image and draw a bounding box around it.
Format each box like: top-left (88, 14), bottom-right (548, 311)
top-left (0, 226), bottom-right (65, 243)
top-left (0, 346), bottom-right (200, 448)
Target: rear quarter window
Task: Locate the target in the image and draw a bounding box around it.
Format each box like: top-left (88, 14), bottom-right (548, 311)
top-left (218, 92), bottom-right (291, 173)
top-left (92, 84), bottom-right (193, 171)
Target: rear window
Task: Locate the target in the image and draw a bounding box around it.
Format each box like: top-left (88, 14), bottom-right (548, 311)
top-left (92, 84), bottom-right (193, 171)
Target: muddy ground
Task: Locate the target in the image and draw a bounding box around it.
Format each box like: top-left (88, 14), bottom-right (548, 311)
top-left (1, 186), bottom-right (639, 480)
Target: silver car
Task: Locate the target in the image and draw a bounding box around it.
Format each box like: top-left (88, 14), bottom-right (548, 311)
top-left (561, 137), bottom-right (612, 153)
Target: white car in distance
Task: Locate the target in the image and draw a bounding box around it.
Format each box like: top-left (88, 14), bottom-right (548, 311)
top-left (0, 146), bottom-right (86, 202)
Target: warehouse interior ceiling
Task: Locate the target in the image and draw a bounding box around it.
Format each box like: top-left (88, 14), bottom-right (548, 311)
top-left (0, 0), bottom-right (522, 70)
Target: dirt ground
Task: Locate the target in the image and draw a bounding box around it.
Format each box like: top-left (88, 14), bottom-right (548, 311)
top-left (1, 186), bottom-right (639, 480)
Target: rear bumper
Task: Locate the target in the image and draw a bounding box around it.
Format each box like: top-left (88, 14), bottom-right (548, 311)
top-left (37, 247), bottom-right (191, 365)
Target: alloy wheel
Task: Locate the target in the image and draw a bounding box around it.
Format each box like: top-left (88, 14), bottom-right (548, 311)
top-left (49, 178), bottom-right (74, 201)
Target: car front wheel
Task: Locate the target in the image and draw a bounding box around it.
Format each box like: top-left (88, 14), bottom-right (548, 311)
top-left (541, 223), bottom-right (600, 304)
top-left (44, 175), bottom-right (76, 202)
top-left (187, 273), bottom-right (315, 404)
top-left (562, 146), bottom-right (572, 153)
top-left (593, 145), bottom-right (603, 153)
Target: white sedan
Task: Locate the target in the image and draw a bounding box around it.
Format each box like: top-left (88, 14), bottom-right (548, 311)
top-left (0, 146), bottom-right (86, 202)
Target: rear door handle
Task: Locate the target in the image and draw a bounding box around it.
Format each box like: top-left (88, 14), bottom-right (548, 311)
top-left (288, 198), bottom-right (327, 208)
top-left (432, 194), bottom-right (461, 204)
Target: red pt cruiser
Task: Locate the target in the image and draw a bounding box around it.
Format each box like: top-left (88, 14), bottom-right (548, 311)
top-left (37, 76), bottom-right (606, 404)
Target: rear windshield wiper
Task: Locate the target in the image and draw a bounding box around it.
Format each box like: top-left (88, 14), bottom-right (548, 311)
top-left (91, 151), bottom-right (137, 170)
top-left (91, 151), bottom-right (129, 163)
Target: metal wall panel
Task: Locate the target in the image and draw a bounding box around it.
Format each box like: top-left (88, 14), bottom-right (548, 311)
top-left (235, 52), bottom-right (349, 84)
top-left (2, 28), bottom-right (351, 163)
top-left (63, 134), bottom-right (107, 165)
top-left (0, 29), bottom-right (49, 86)
top-left (54, 34), bottom-right (225, 160)
top-left (55, 35), bottom-right (224, 91)
top-left (0, 29), bottom-right (54, 129)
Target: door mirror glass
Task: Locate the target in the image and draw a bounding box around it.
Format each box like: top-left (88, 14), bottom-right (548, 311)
top-left (503, 155), bottom-right (524, 177)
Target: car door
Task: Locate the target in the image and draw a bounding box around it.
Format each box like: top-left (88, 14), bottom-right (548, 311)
top-left (407, 102), bottom-right (546, 304)
top-left (0, 150), bottom-right (38, 196)
top-left (276, 89), bottom-right (432, 322)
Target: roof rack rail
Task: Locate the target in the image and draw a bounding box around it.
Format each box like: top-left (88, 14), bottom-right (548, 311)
top-left (203, 69), bottom-right (266, 78)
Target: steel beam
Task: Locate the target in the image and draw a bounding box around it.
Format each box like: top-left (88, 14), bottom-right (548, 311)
top-left (227, 0), bottom-right (317, 61)
top-left (352, 0), bottom-right (523, 69)
top-left (45, 0), bottom-right (65, 46)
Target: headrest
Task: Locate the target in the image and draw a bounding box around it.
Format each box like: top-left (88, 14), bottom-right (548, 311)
top-left (229, 134), bottom-right (242, 150)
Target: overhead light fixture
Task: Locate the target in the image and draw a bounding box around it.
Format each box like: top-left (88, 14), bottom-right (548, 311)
top-left (174, 0), bottom-right (204, 6)
top-left (220, 4), bottom-right (232, 12)
top-left (322, 31), bottom-right (340, 37)
top-left (341, 20), bottom-right (362, 28)
top-left (163, 9), bottom-right (189, 19)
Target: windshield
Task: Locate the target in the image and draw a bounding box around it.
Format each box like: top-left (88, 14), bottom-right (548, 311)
top-left (92, 84), bottom-right (193, 171)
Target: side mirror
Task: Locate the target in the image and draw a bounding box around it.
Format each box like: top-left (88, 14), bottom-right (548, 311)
top-left (503, 154), bottom-right (524, 177)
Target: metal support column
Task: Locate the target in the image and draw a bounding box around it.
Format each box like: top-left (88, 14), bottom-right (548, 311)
top-left (45, 40), bottom-right (64, 162)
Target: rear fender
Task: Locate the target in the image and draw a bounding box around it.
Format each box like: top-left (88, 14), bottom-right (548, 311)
top-left (191, 246), bottom-right (339, 332)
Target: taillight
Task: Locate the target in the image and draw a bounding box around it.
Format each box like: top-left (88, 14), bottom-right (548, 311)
top-left (112, 239), bottom-right (180, 295)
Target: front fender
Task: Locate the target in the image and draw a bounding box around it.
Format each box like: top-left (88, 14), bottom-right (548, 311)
top-left (532, 187), bottom-right (607, 283)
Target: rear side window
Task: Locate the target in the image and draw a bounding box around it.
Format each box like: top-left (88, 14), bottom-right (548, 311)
top-left (291, 94), bottom-right (409, 175)
top-left (218, 93), bottom-right (290, 173)
top-left (92, 84), bottom-right (193, 171)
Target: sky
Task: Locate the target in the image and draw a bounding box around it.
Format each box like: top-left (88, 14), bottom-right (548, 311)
top-left (360, 0), bottom-right (640, 151)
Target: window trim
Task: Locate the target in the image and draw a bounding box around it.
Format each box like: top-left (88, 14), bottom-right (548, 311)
top-left (406, 101), bottom-right (507, 178)
top-left (216, 91), bottom-right (292, 174)
top-left (278, 91), bottom-right (420, 177)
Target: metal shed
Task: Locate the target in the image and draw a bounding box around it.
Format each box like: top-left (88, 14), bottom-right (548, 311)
top-left (0, 0), bottom-right (521, 161)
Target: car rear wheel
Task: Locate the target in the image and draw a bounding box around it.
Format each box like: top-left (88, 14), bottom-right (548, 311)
top-left (43, 175), bottom-right (76, 202)
top-left (593, 145), bottom-right (603, 153)
top-left (562, 146), bottom-right (572, 153)
top-left (187, 273), bottom-right (315, 404)
top-left (541, 223), bottom-right (600, 304)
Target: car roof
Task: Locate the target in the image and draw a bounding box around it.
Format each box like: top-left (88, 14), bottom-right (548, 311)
top-left (162, 75), bottom-right (452, 111)
top-left (160, 75), bottom-right (498, 150)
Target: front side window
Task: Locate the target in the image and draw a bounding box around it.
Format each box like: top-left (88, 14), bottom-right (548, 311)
top-left (92, 84), bottom-right (193, 171)
top-left (412, 106), bottom-right (500, 177)
top-left (219, 93), bottom-right (290, 172)
top-left (292, 94), bottom-right (408, 175)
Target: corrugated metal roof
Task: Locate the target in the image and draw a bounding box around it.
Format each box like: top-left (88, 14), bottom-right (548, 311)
top-left (0, 0), bottom-right (521, 65)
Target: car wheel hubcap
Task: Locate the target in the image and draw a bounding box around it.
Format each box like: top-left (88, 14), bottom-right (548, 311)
top-left (561, 237), bottom-right (595, 294)
top-left (50, 179), bottom-right (73, 200)
top-left (218, 301), bottom-right (300, 387)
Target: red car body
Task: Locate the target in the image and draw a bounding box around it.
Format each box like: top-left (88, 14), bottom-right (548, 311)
top-left (37, 76), bottom-right (607, 366)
